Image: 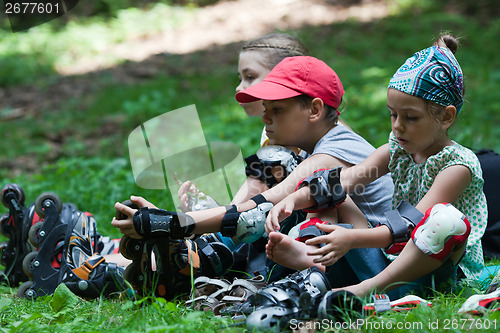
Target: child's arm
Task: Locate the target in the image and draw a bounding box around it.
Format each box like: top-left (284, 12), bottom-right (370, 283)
top-left (415, 164), bottom-right (472, 212)
top-left (340, 164), bottom-right (474, 296)
top-left (306, 162), bottom-right (473, 264)
top-left (113, 152), bottom-right (352, 237)
top-left (266, 144), bottom-right (391, 233)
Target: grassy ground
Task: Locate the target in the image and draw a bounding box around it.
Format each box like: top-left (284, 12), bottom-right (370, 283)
top-left (1, 0), bottom-right (500, 332)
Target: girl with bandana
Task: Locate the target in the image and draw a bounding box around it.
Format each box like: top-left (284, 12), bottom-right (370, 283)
top-left (266, 34), bottom-right (487, 298)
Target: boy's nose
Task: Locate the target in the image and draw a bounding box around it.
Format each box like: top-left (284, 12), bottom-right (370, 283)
top-left (262, 112), bottom-right (271, 124)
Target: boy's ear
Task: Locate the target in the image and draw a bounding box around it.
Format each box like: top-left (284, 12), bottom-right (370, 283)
top-left (441, 105), bottom-right (457, 130)
top-left (309, 98), bottom-right (324, 121)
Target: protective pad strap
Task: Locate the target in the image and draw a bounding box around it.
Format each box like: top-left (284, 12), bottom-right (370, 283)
top-left (297, 168), bottom-right (346, 212)
top-left (225, 204), bottom-right (237, 214)
top-left (221, 205), bottom-right (238, 236)
top-left (251, 194), bottom-right (267, 205)
top-left (133, 207), bottom-right (195, 239)
top-left (296, 218), bottom-right (327, 242)
top-left (221, 211), bottom-right (239, 237)
top-left (381, 201), bottom-right (423, 246)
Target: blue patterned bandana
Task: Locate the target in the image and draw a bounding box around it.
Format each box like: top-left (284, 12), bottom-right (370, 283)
top-left (388, 46), bottom-right (464, 113)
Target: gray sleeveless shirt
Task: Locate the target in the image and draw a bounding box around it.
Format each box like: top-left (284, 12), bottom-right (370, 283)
top-left (312, 125), bottom-right (394, 227)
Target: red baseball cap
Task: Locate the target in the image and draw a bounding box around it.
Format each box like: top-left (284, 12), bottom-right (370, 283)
top-left (235, 56), bottom-right (344, 109)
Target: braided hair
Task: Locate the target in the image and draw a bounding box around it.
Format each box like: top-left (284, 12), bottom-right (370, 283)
top-left (241, 33), bottom-right (309, 70)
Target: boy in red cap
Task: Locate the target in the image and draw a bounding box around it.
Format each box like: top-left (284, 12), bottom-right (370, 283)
top-left (112, 56), bottom-right (394, 286)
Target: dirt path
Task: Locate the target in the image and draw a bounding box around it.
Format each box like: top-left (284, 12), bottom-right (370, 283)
top-left (0, 0), bottom-right (389, 119)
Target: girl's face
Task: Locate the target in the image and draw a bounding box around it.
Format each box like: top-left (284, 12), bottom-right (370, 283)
top-left (236, 50), bottom-right (271, 117)
top-left (388, 88), bottom-right (452, 163)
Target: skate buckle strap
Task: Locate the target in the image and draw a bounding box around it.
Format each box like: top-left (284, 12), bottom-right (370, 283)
top-left (363, 294), bottom-right (431, 315)
top-left (176, 240), bottom-right (200, 276)
top-left (368, 294), bottom-right (391, 313)
top-left (196, 237), bottom-right (223, 276)
top-left (72, 254), bottom-right (105, 280)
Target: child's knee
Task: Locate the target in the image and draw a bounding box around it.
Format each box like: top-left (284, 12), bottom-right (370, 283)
top-left (412, 203), bottom-right (471, 261)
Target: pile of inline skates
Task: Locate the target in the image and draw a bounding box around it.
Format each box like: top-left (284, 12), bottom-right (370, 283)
top-left (0, 184), bottom-right (126, 299)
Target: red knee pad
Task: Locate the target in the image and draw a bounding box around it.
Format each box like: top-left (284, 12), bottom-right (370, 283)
top-left (411, 203), bottom-right (471, 261)
top-left (292, 217), bottom-right (328, 243)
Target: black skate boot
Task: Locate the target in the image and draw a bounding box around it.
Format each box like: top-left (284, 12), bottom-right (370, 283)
top-left (0, 184), bottom-right (37, 286)
top-left (17, 192), bottom-right (126, 299)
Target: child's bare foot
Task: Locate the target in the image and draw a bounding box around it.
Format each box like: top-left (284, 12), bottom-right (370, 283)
top-left (266, 232), bottom-right (325, 272)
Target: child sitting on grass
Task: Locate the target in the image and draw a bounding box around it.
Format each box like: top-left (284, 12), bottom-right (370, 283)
top-left (112, 55), bottom-right (395, 287)
top-left (265, 34), bottom-right (487, 298)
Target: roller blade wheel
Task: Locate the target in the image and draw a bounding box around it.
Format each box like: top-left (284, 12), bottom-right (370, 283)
top-left (22, 251), bottom-right (38, 279)
top-left (27, 221), bottom-right (44, 248)
top-left (123, 261), bottom-right (145, 293)
top-left (1, 184), bottom-right (25, 208)
top-left (17, 280), bottom-right (36, 299)
top-left (119, 235), bottom-right (143, 261)
top-left (34, 192), bottom-right (62, 219)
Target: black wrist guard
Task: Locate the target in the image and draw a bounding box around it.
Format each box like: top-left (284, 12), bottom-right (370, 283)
top-left (221, 204), bottom-right (239, 237)
top-left (133, 207), bottom-right (195, 239)
top-left (380, 201), bottom-right (423, 244)
top-left (297, 168), bottom-right (346, 212)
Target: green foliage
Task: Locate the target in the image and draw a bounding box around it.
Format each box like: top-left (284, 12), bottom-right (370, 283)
top-left (0, 3), bottom-right (196, 86)
top-left (50, 284), bottom-right (80, 313)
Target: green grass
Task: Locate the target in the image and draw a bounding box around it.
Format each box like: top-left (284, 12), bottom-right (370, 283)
top-left (1, 0), bottom-right (500, 332)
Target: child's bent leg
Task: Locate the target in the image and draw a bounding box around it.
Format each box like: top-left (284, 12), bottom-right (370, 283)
top-left (338, 203), bottom-right (471, 297)
top-left (340, 239), bottom-right (443, 296)
top-left (266, 232), bottom-right (325, 272)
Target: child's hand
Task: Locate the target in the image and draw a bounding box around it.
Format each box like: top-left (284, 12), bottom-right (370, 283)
top-left (265, 198), bottom-right (296, 234)
top-left (178, 181), bottom-right (195, 211)
top-left (304, 224), bottom-right (353, 266)
top-left (130, 195), bottom-right (158, 209)
top-left (178, 181), bottom-right (208, 212)
top-left (111, 201), bottom-right (141, 239)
